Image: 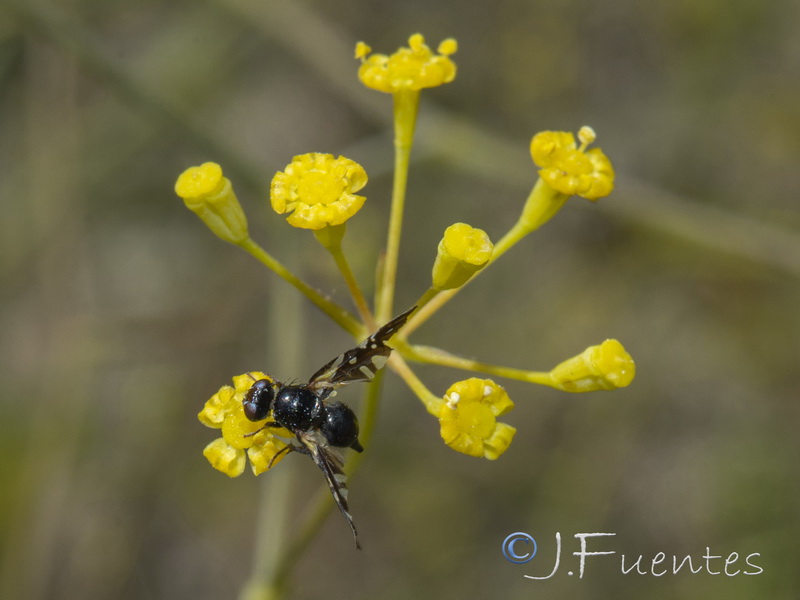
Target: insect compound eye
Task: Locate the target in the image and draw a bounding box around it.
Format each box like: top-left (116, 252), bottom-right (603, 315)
top-left (273, 385), bottom-right (324, 432)
top-left (243, 379), bottom-right (275, 421)
top-left (321, 401), bottom-right (363, 452)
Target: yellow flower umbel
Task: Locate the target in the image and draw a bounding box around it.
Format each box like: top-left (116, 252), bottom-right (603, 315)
top-left (199, 372), bottom-right (292, 477)
top-left (180, 31), bottom-right (637, 579)
top-left (270, 153), bottom-right (368, 230)
top-left (355, 34), bottom-right (457, 94)
top-left (530, 126), bottom-right (615, 202)
top-left (431, 223), bottom-right (493, 291)
top-left (547, 339), bottom-right (635, 392)
top-left (175, 162), bottom-right (249, 244)
top-left (438, 378), bottom-right (516, 460)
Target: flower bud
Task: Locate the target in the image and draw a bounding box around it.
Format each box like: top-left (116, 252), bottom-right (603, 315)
top-left (431, 223), bottom-right (493, 290)
top-left (175, 162), bottom-right (249, 244)
top-left (548, 339), bottom-right (635, 392)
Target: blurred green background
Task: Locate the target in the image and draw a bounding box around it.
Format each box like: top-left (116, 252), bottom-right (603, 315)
top-left (1, 0), bottom-right (798, 598)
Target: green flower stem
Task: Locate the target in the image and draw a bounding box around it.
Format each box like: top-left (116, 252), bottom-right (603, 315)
top-left (268, 464), bottom-right (356, 595)
top-left (377, 88), bottom-right (420, 323)
top-left (239, 465), bottom-right (293, 600)
top-left (354, 369), bottom-right (385, 453)
top-left (330, 246), bottom-right (375, 330)
top-left (269, 483), bottom-right (334, 596)
top-left (402, 343), bottom-right (554, 387)
top-left (239, 282), bottom-right (303, 600)
top-left (238, 237), bottom-right (362, 337)
top-left (515, 178), bottom-right (570, 242)
top-left (413, 286), bottom-right (441, 312)
top-left (315, 227), bottom-right (376, 331)
top-left (397, 288), bottom-right (454, 338)
top-left (388, 354), bottom-right (443, 416)
top-left (400, 179), bottom-right (567, 337)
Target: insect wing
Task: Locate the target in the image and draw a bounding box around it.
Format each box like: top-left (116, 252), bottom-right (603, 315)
top-left (307, 306), bottom-right (415, 392)
top-left (297, 431), bottom-right (361, 549)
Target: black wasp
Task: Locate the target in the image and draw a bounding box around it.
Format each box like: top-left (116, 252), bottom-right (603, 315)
top-left (242, 306), bottom-right (415, 549)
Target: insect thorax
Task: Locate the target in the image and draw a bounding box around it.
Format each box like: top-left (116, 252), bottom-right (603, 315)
top-left (273, 385), bottom-right (325, 431)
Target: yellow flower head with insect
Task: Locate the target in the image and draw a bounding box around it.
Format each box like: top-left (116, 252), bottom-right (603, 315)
top-left (199, 372), bottom-right (292, 477)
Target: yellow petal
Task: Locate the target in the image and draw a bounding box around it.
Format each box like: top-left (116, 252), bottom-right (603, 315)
top-left (483, 423), bottom-right (516, 460)
top-left (247, 433), bottom-right (290, 476)
top-left (203, 438), bottom-right (247, 477)
top-left (198, 386), bottom-right (235, 428)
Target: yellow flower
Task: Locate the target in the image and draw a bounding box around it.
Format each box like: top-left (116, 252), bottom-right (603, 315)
top-left (199, 372), bottom-right (292, 477)
top-left (431, 223), bottom-right (493, 290)
top-left (548, 339), bottom-right (635, 392)
top-left (356, 33), bottom-right (457, 93)
top-left (175, 162), bottom-right (249, 243)
top-left (530, 128), bottom-right (615, 201)
top-left (270, 153), bottom-right (368, 230)
top-left (438, 378), bottom-right (516, 460)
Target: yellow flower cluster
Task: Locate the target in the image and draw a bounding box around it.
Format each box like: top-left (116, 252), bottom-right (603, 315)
top-left (530, 128), bottom-right (615, 201)
top-left (178, 33), bottom-right (635, 473)
top-left (356, 34), bottom-right (457, 93)
top-left (270, 153), bottom-right (368, 230)
top-left (199, 372), bottom-right (292, 477)
top-left (438, 378), bottom-right (516, 460)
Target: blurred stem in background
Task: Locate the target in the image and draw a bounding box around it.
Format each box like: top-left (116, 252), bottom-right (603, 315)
top-left (0, 37), bottom-right (91, 600)
top-left (238, 271), bottom-right (302, 600)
